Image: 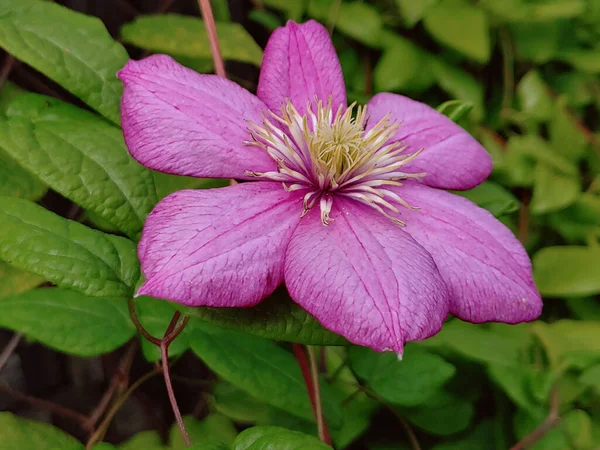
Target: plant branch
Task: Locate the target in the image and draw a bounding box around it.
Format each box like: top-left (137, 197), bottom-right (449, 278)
top-left (86, 341), bottom-right (138, 428)
top-left (128, 299), bottom-right (191, 446)
top-left (128, 298), bottom-right (161, 346)
top-left (307, 346), bottom-right (328, 444)
top-left (0, 382), bottom-right (93, 434)
top-left (292, 344), bottom-right (331, 445)
top-left (196, 0), bottom-right (226, 77)
top-left (510, 386), bottom-right (560, 450)
top-left (0, 332), bottom-right (22, 373)
top-left (85, 367), bottom-right (161, 449)
top-left (161, 312), bottom-right (191, 447)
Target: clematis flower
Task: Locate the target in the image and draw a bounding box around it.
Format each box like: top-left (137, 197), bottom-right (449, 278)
top-left (118, 20), bottom-right (542, 354)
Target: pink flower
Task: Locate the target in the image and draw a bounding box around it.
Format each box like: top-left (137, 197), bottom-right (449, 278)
top-left (118, 20), bottom-right (542, 354)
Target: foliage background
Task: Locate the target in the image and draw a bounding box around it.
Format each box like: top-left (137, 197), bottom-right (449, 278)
top-left (0, 0), bottom-right (599, 449)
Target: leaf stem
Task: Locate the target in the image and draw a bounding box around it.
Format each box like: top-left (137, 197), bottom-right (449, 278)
top-left (197, 0), bottom-right (226, 78)
top-left (292, 344), bottom-right (331, 445)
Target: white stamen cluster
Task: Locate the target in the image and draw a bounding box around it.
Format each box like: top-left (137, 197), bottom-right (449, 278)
top-left (246, 98), bottom-right (425, 226)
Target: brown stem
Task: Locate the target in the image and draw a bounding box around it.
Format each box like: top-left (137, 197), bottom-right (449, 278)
top-left (510, 387), bottom-right (560, 450)
top-left (197, 0), bottom-right (226, 77)
top-left (0, 332), bottom-right (22, 372)
top-left (161, 313), bottom-right (191, 447)
top-left (0, 54), bottom-right (15, 88)
top-left (128, 298), bottom-right (161, 346)
top-left (307, 346), bottom-right (328, 443)
top-left (292, 344), bottom-right (331, 445)
top-left (86, 341), bottom-right (138, 428)
top-left (0, 382), bottom-right (93, 434)
top-left (85, 368), bottom-right (161, 449)
top-left (156, 0), bottom-right (177, 14)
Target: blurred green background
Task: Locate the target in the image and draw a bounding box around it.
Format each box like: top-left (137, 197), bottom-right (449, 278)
top-left (0, 0), bottom-right (599, 449)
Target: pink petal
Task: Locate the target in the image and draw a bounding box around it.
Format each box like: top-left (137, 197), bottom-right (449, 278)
top-left (257, 20), bottom-right (347, 116)
top-left (284, 198), bottom-right (449, 354)
top-left (138, 181), bottom-right (303, 307)
top-left (118, 55), bottom-right (276, 179)
top-left (367, 93), bottom-right (493, 190)
top-left (396, 182), bottom-right (542, 323)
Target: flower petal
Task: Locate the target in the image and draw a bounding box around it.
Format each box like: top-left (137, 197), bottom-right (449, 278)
top-left (257, 20), bottom-right (347, 116)
top-left (367, 93), bottom-right (493, 190)
top-left (138, 182), bottom-right (302, 307)
top-left (396, 182), bottom-right (542, 323)
top-left (118, 55), bottom-right (276, 179)
top-left (284, 198), bottom-right (449, 354)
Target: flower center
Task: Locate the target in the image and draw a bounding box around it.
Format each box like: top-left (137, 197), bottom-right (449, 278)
top-left (245, 98), bottom-right (425, 226)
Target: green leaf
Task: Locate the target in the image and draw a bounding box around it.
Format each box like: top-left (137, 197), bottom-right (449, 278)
top-left (424, 0), bottom-right (490, 63)
top-left (549, 98), bottom-right (589, 161)
top-left (436, 99), bottom-right (474, 123)
top-left (0, 150), bottom-right (46, 201)
top-left (548, 193), bottom-right (600, 242)
top-left (0, 288), bottom-right (134, 356)
top-left (170, 415), bottom-right (237, 450)
top-left (121, 14), bottom-right (263, 67)
top-left (120, 431), bottom-right (164, 450)
top-left (153, 172), bottom-right (228, 201)
top-left (374, 34), bottom-right (434, 93)
top-left (0, 412), bottom-right (83, 450)
top-left (431, 58), bottom-right (484, 121)
top-left (0, 260), bottom-right (44, 299)
top-left (431, 421), bottom-right (494, 450)
top-left (349, 345), bottom-right (455, 406)
top-left (395, 0), bottom-right (439, 27)
top-left (423, 321), bottom-right (531, 367)
top-left (308, 0), bottom-right (383, 48)
top-left (399, 390), bottom-right (474, 435)
top-left (530, 163), bottom-right (580, 215)
top-left (249, 9), bottom-right (283, 32)
top-left (531, 320), bottom-right (600, 368)
top-left (488, 363), bottom-right (539, 412)
top-left (509, 21), bottom-right (563, 63)
top-left (580, 364), bottom-right (600, 391)
top-left (0, 197), bottom-right (139, 298)
top-left (184, 289), bottom-right (346, 346)
top-left (454, 181), bottom-right (520, 217)
top-left (190, 323), bottom-right (342, 427)
top-left (0, 80), bottom-right (25, 112)
top-left (0, 0), bottom-right (128, 124)
top-left (233, 426), bottom-right (333, 450)
top-left (0, 94), bottom-right (157, 238)
top-left (263, 0), bottom-right (305, 21)
top-left (334, 2), bottom-right (384, 48)
top-left (533, 246), bottom-right (600, 296)
top-left (558, 47), bottom-right (600, 74)
top-left (135, 296), bottom-right (190, 362)
top-left (212, 382), bottom-right (272, 423)
top-left (516, 71), bottom-right (553, 122)
top-left (506, 135), bottom-right (578, 177)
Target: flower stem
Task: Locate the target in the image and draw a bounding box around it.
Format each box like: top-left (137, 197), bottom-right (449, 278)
top-left (161, 312), bottom-right (191, 447)
top-left (292, 344), bottom-right (331, 445)
top-left (196, 0), bottom-right (226, 78)
top-left (128, 299), bottom-right (191, 447)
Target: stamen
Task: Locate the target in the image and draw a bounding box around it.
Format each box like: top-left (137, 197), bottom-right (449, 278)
top-left (245, 97), bottom-right (426, 226)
